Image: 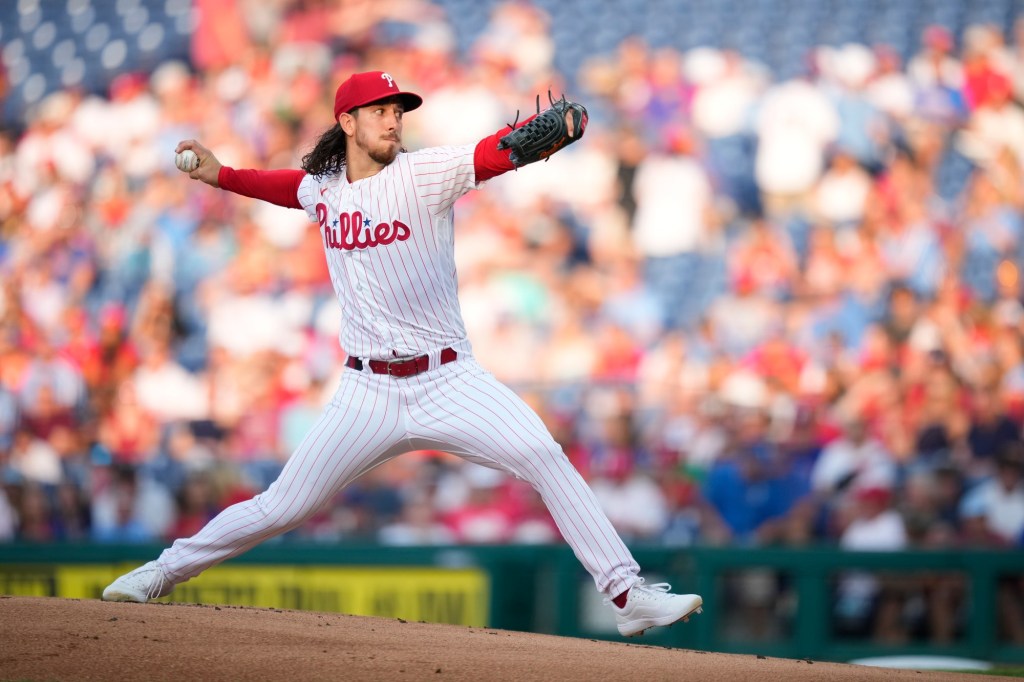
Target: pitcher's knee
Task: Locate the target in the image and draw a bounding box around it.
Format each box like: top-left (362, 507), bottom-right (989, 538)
top-left (541, 443), bottom-right (574, 467)
top-left (516, 444), bottom-right (576, 480)
top-left (253, 493), bottom-right (316, 535)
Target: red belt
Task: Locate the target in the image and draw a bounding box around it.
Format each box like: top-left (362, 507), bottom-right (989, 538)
top-left (345, 347), bottom-right (458, 378)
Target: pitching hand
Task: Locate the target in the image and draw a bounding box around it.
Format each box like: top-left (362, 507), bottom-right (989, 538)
top-left (175, 139), bottom-right (222, 188)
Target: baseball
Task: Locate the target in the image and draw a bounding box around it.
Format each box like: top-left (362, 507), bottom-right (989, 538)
top-left (175, 149), bottom-right (199, 173)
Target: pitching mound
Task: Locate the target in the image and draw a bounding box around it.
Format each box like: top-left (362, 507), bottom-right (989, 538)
top-left (0, 596), bottom-right (999, 681)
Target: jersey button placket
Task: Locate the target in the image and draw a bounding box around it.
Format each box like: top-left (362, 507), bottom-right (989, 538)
top-left (357, 279), bottom-right (392, 349)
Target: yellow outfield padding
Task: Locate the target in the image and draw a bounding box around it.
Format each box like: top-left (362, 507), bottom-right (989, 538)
top-left (5, 565), bottom-right (489, 626)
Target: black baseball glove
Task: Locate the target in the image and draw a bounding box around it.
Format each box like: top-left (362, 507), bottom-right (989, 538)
top-left (498, 93), bottom-right (588, 167)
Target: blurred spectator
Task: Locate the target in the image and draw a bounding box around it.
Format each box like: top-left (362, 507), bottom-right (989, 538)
top-left (612, 126), bottom-right (646, 225)
top-left (7, 428), bottom-right (62, 486)
top-left (642, 48), bottom-right (690, 131)
top-left (599, 258), bottom-right (666, 347)
top-left (334, 465), bottom-right (405, 541)
top-left (901, 468), bottom-right (953, 548)
top-left (97, 383), bottom-right (161, 466)
top-left (811, 413), bottom-right (896, 501)
top-left (877, 192), bottom-right (945, 300)
top-left (881, 284), bottom-right (920, 348)
top-left (473, 2), bottom-right (554, 89)
top-left (865, 46), bottom-right (915, 122)
top-left (0, 484), bottom-right (15, 541)
top-left (688, 49), bottom-right (762, 142)
top-left (835, 486), bottom-right (908, 640)
top-left (144, 421), bottom-right (219, 495)
top-left (703, 407), bottom-right (797, 544)
top-left (908, 25), bottom-right (963, 92)
top-left (130, 339), bottom-right (209, 423)
top-left (659, 471), bottom-right (717, 547)
top-left (165, 473), bottom-right (220, 542)
top-left (16, 333), bottom-right (85, 417)
top-left (379, 496), bottom-right (455, 546)
top-left (589, 448), bottom-right (668, 543)
top-left (631, 126), bottom-right (715, 329)
top-left (49, 424), bottom-right (90, 491)
top-left (958, 170), bottom-right (1022, 302)
top-left (909, 352), bottom-right (968, 468)
top-left (0, 383), bottom-right (17, 452)
top-left (931, 464), bottom-right (966, 538)
top-left (961, 53), bottom-right (1024, 167)
top-left (442, 466), bottom-right (515, 544)
top-left (906, 24), bottom-right (968, 127)
top-left (52, 480), bottom-right (91, 542)
top-left (812, 147), bottom-right (873, 229)
top-left (754, 76), bottom-right (839, 215)
top-left (727, 218), bottom-right (798, 300)
top-left (278, 375), bottom-right (329, 455)
top-left (509, 484), bottom-right (560, 544)
top-left (15, 483), bottom-right (57, 543)
top-left (706, 277), bottom-right (782, 358)
top-left (965, 383), bottom-right (1018, 478)
top-left (959, 445), bottom-right (1024, 546)
top-left (590, 320), bottom-right (645, 382)
top-left (824, 44), bottom-right (889, 169)
top-left (21, 384), bottom-right (76, 441)
top-left (415, 69), bottom-right (505, 148)
top-left (191, 0), bottom-right (252, 72)
top-left (91, 465), bottom-right (176, 543)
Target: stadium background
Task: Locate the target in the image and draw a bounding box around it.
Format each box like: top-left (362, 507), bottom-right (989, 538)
top-left (1, 0), bottom-right (1024, 664)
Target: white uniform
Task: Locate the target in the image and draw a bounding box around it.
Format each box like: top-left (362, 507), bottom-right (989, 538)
top-left (157, 145), bottom-right (640, 597)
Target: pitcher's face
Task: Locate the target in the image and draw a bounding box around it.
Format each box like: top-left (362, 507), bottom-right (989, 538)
top-left (349, 100), bottom-right (404, 165)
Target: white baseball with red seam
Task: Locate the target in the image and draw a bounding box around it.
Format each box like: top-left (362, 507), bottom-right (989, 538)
top-left (175, 149), bottom-right (199, 172)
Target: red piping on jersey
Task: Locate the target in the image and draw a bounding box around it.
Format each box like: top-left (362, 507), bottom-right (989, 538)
top-left (218, 167), bottom-right (306, 209)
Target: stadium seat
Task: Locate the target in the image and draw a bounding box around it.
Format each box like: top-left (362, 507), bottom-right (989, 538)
top-left (1, 0), bottom-right (1022, 129)
top-left (0, 0), bottom-right (189, 127)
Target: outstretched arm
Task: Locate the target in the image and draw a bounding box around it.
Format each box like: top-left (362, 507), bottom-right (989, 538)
top-left (474, 120), bottom-right (522, 183)
top-left (473, 96), bottom-right (588, 182)
top-left (175, 139), bottom-right (305, 210)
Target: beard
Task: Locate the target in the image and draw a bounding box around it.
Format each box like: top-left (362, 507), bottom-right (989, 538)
top-left (356, 127), bottom-right (401, 165)
top-left (368, 143), bottom-right (400, 165)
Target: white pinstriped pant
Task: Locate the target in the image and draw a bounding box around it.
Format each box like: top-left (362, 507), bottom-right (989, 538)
top-left (158, 356), bottom-right (640, 597)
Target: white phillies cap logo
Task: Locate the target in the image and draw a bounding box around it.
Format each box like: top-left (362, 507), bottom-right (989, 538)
top-left (333, 71), bottom-right (423, 119)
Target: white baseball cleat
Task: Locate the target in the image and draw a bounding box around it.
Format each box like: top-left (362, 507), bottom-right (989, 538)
top-left (102, 561), bottom-right (174, 603)
top-left (607, 578), bottom-right (703, 637)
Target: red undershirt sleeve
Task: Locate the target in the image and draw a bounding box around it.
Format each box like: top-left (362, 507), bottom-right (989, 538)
top-left (218, 167), bottom-right (306, 210)
top-left (473, 113), bottom-right (539, 183)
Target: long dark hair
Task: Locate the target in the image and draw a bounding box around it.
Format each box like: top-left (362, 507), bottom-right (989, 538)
top-left (301, 124), bottom-right (347, 176)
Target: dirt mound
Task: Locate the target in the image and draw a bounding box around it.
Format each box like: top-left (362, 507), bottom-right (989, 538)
top-left (0, 597), bottom-right (995, 681)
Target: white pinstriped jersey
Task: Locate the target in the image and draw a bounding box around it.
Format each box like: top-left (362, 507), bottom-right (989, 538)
top-left (296, 145), bottom-right (478, 360)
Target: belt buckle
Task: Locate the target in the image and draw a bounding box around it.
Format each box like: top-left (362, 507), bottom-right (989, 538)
top-left (385, 356), bottom-right (415, 377)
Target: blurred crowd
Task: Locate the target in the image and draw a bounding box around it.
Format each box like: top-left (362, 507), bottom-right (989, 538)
top-left (1, 0), bottom-right (1024, 614)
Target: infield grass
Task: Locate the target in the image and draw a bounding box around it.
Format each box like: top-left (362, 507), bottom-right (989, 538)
top-left (951, 669), bottom-right (1024, 677)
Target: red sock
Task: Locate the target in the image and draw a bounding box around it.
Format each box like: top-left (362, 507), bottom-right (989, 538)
top-left (612, 589), bottom-right (629, 609)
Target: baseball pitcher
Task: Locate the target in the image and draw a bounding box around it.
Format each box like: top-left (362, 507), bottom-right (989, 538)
top-left (103, 71), bottom-right (702, 637)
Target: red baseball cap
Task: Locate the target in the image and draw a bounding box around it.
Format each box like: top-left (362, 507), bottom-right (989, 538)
top-left (333, 71), bottom-right (423, 120)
